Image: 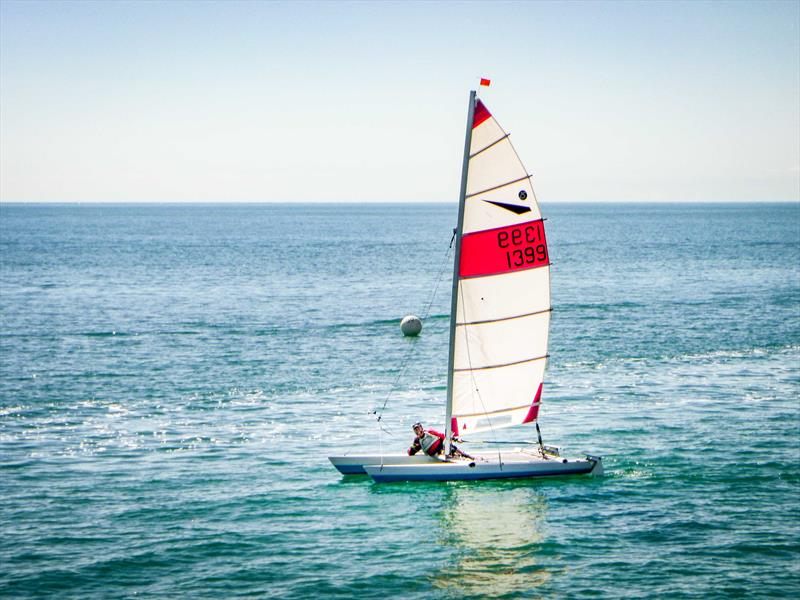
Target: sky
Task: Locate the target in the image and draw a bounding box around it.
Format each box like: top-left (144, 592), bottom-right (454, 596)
top-left (1, 0), bottom-right (798, 203)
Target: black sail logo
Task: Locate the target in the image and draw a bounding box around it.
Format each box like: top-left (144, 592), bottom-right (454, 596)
top-left (482, 199), bottom-right (531, 214)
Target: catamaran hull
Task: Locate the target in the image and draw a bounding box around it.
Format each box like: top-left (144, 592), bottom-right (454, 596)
top-left (328, 450), bottom-right (568, 475)
top-left (363, 456), bottom-right (603, 483)
top-left (328, 454), bottom-right (440, 475)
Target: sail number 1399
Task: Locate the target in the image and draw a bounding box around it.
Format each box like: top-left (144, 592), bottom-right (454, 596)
top-left (497, 223), bottom-right (547, 269)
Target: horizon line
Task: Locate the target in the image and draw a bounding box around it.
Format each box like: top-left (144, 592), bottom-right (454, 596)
top-left (1, 199), bottom-right (798, 205)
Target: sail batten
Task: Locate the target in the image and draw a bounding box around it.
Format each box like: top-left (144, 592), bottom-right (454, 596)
top-left (448, 95), bottom-right (551, 437)
top-left (469, 133), bottom-right (511, 159)
top-left (456, 307), bottom-right (552, 327)
top-left (454, 401), bottom-right (540, 419)
top-left (453, 354), bottom-right (548, 373)
top-left (465, 175), bottom-right (532, 199)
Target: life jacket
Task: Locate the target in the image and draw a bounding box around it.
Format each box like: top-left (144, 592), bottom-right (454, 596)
top-left (419, 431), bottom-right (442, 455)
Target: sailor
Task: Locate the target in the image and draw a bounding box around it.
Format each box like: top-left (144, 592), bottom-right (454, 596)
top-left (408, 422), bottom-right (472, 459)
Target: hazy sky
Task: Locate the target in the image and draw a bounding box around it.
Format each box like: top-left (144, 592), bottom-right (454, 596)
top-left (1, 0), bottom-right (798, 202)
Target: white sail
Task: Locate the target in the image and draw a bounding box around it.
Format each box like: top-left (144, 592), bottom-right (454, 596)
top-left (448, 98), bottom-right (551, 437)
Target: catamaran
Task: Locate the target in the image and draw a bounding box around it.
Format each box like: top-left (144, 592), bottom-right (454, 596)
top-left (329, 88), bottom-right (603, 482)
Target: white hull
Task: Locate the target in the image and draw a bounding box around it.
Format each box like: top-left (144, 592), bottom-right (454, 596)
top-left (363, 453), bottom-right (603, 483)
top-left (330, 449), bottom-right (603, 481)
top-left (329, 450), bottom-right (535, 475)
top-left (328, 453), bottom-right (441, 475)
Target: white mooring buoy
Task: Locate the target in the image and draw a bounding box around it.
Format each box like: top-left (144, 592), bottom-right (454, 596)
top-left (400, 315), bottom-right (422, 337)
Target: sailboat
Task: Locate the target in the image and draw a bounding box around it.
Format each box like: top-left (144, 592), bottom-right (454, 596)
top-left (329, 89), bottom-right (603, 482)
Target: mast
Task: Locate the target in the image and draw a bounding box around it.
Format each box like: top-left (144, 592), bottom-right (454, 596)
top-left (444, 89), bottom-right (476, 455)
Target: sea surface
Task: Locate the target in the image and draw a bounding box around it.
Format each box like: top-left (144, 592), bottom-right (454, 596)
top-left (1, 202), bottom-right (798, 599)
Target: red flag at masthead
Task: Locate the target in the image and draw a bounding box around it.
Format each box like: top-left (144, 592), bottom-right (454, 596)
top-left (480, 78), bottom-right (491, 87)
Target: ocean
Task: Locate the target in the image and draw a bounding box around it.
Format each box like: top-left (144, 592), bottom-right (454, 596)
top-left (1, 202), bottom-right (798, 598)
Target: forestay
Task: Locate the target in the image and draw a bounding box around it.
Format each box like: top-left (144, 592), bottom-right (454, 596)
top-left (448, 98), bottom-right (551, 437)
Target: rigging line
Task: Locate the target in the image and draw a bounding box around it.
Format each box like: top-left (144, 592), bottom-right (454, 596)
top-left (372, 233), bottom-right (455, 427)
top-left (422, 228), bottom-right (456, 320)
top-left (370, 417), bottom-right (398, 438)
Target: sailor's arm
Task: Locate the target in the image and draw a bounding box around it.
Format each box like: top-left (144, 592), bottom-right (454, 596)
top-left (408, 439), bottom-right (421, 455)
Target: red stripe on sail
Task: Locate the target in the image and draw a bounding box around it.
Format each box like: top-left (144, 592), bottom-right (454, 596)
top-left (473, 100), bottom-right (491, 128)
top-left (522, 383), bottom-right (543, 424)
top-left (451, 417), bottom-right (460, 437)
top-left (459, 219), bottom-right (549, 278)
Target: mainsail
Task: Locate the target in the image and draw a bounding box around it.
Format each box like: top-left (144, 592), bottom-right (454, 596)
top-left (446, 93), bottom-right (551, 438)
